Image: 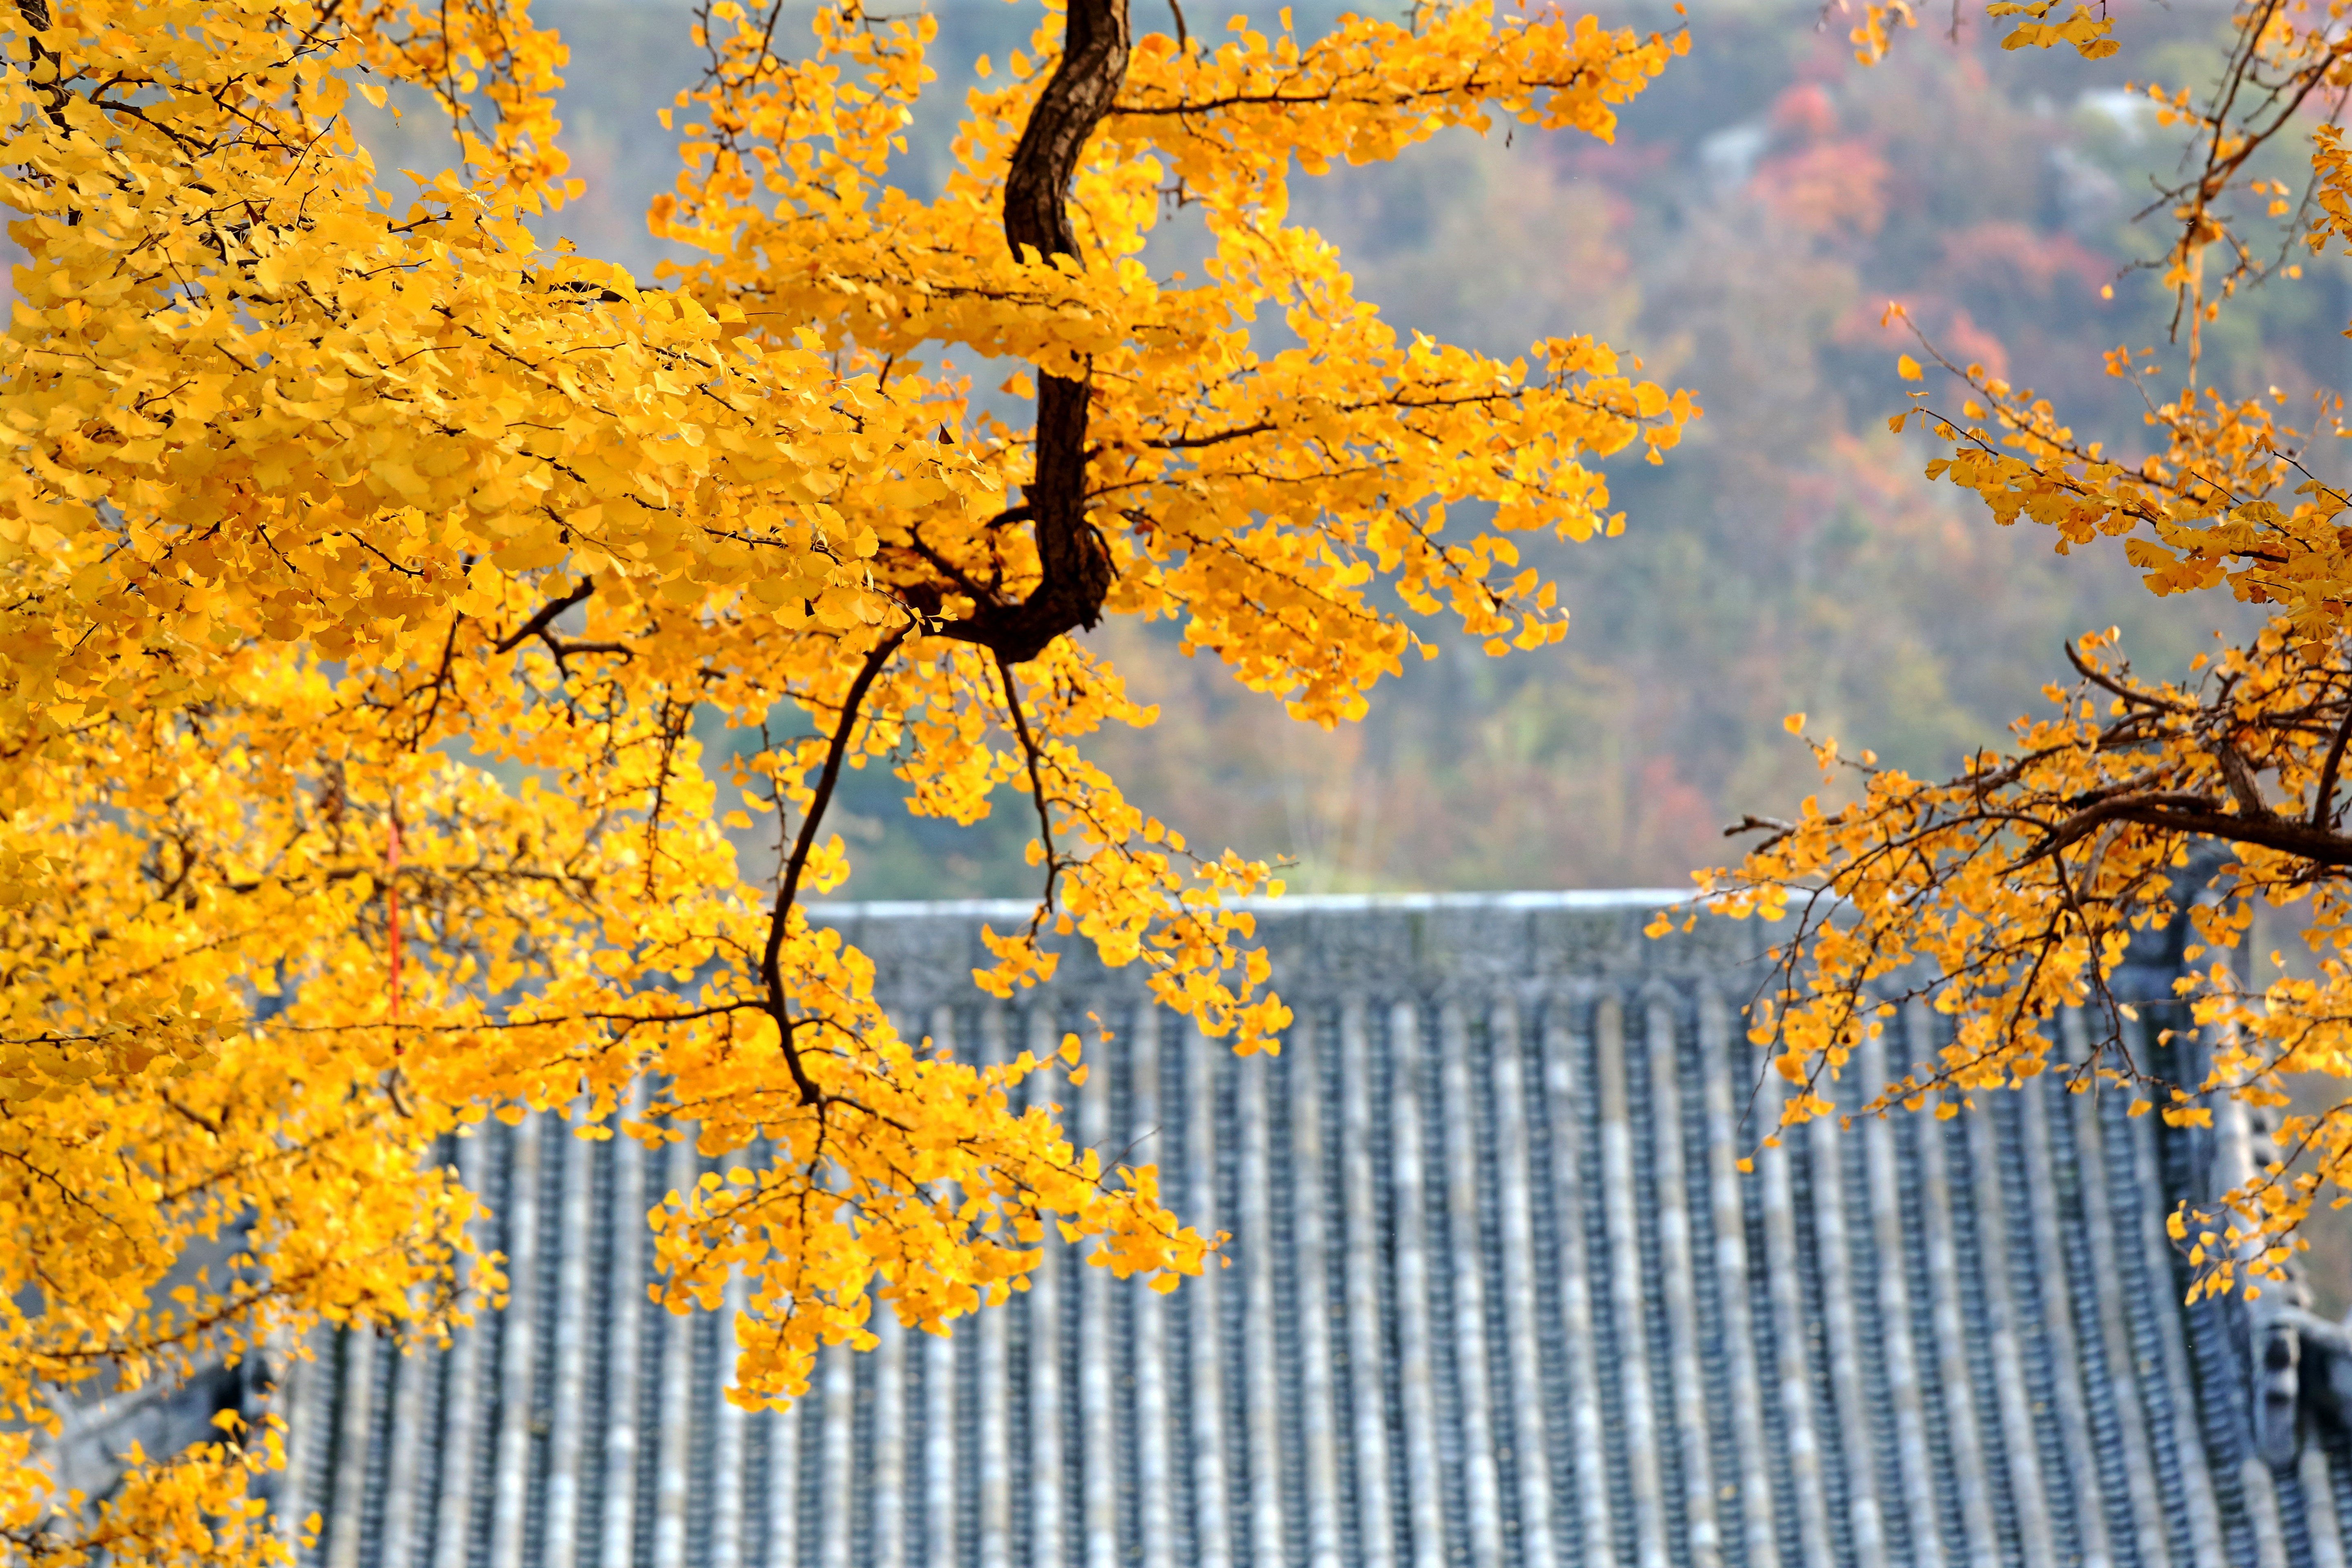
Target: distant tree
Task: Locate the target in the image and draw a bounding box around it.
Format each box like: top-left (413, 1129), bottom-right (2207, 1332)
top-left (1699, 0), bottom-right (2352, 1303)
top-left (0, 0), bottom-right (1692, 1557)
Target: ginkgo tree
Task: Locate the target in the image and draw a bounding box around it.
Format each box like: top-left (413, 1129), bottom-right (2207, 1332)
top-left (1694, 0), bottom-right (2352, 1310)
top-left (0, 0), bottom-right (1692, 1556)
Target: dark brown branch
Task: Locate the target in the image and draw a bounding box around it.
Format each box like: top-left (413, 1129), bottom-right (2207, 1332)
top-left (1724, 813), bottom-right (1797, 850)
top-left (409, 616), bottom-right (466, 745)
top-left (542, 638), bottom-right (633, 663)
top-left (2218, 740), bottom-right (2275, 820)
top-left (2016, 791), bottom-right (2220, 864)
top-left (2027, 791), bottom-right (2352, 870)
top-left (932, 0), bottom-right (1128, 665)
top-left (1002, 0), bottom-right (1127, 310)
top-left (902, 519), bottom-right (996, 606)
top-left (760, 625), bottom-right (911, 1104)
top-left (14, 0), bottom-right (69, 127)
top-left (2135, 802), bottom-right (2352, 866)
top-left (2312, 699), bottom-right (2352, 828)
top-left (997, 653), bottom-right (1064, 918)
top-left (493, 576), bottom-right (596, 654)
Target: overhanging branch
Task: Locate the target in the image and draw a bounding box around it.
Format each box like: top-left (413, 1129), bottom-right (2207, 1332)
top-left (2027, 792), bottom-right (2352, 870)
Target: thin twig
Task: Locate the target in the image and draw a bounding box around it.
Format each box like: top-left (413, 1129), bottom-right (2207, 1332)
top-left (761, 624), bottom-right (911, 1104)
top-left (997, 653), bottom-right (1064, 918)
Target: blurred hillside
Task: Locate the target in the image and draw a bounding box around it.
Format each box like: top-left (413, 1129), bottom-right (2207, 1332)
top-left (386, 0), bottom-right (2305, 896)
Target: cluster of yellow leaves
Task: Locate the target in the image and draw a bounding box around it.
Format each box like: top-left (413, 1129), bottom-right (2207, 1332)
top-left (1883, 320), bottom-right (2350, 630)
top-left (0, 0), bottom-right (1689, 1553)
top-left (1695, 0), bottom-right (2352, 1305)
top-left (1840, 0), bottom-right (1914, 67)
top-left (1851, 0), bottom-right (2115, 62)
top-left (2, 1418), bottom-right (287, 1568)
top-left (654, 0), bottom-right (1693, 715)
top-left (1682, 626), bottom-right (2352, 1301)
top-left (1984, 0), bottom-right (2117, 59)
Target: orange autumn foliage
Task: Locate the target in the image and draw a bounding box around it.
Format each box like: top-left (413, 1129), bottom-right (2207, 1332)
top-left (1697, 0), bottom-right (2352, 1309)
top-left (0, 0), bottom-right (1691, 1557)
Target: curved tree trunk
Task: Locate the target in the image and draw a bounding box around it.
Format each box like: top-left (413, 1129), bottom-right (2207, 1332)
top-left (942, 0), bottom-right (1128, 664)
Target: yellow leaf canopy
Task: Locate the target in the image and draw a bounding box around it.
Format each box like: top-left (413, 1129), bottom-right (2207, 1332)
top-left (0, 0), bottom-right (1690, 1556)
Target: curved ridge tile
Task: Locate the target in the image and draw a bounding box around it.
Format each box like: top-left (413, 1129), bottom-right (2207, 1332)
top-left (1644, 994), bottom-right (1721, 1568)
top-left (1177, 1014), bottom-right (1230, 1568)
top-left (1962, 1092), bottom-right (2057, 1566)
top-left (1698, 987), bottom-right (1777, 1568)
top-left (651, 1134), bottom-right (697, 1568)
top-left (978, 1012), bottom-right (1016, 1568)
top-left (1285, 1010), bottom-right (1344, 1568)
top-left (1075, 1001), bottom-right (1118, 1568)
top-left (541, 1109), bottom-right (595, 1568)
top-left (1539, 991), bottom-right (1613, 1568)
top-left (378, 1317), bottom-right (433, 1568)
top-left (325, 1323), bottom-right (376, 1568)
top-left (2248, 1456), bottom-right (2292, 1568)
top-left (2301, 1445), bottom-right (2345, 1568)
top-left (1805, 1083), bottom-right (1882, 1567)
top-left (2118, 1022), bottom-right (2226, 1568)
top-left (2018, 1068), bottom-right (2113, 1568)
top-left (1437, 1001), bottom-right (1504, 1568)
top-left (597, 1087), bottom-right (646, 1568)
top-left (1855, 1029), bottom-right (1936, 1568)
top-left (2057, 1009), bottom-right (2172, 1568)
top-left (1018, 1007), bottom-right (1067, 1568)
top-left (872, 1307), bottom-right (908, 1568)
top-left (761, 1374), bottom-right (799, 1568)
top-left (1237, 1029), bottom-right (1284, 1568)
top-left (1387, 1000), bottom-right (1446, 1568)
top-left (1755, 1058), bottom-right (1833, 1568)
top-left (1902, 1003), bottom-right (1998, 1568)
top-left (1597, 996), bottom-right (1668, 1568)
top-left (1489, 1000), bottom-right (1557, 1568)
top-left (438, 1129), bottom-right (497, 1568)
top-left (1339, 996), bottom-right (1399, 1568)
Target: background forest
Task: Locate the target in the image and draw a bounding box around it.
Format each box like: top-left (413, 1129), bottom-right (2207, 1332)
top-left (347, 0), bottom-right (2314, 896)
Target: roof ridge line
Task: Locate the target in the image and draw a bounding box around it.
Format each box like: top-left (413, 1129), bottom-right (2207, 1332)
top-left (808, 889), bottom-right (1694, 920)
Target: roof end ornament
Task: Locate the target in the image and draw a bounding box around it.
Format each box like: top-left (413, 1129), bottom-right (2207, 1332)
top-left (2253, 1303), bottom-right (2352, 1467)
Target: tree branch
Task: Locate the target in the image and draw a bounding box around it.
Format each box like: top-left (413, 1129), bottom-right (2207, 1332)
top-left (2064, 635), bottom-right (2195, 713)
top-left (2312, 698), bottom-right (2352, 828)
top-left (932, 0), bottom-right (1128, 665)
top-left (2026, 790), bottom-right (2352, 870)
top-left (493, 576), bottom-right (596, 654)
top-left (760, 624), bottom-right (911, 1105)
top-left (997, 653), bottom-right (1064, 918)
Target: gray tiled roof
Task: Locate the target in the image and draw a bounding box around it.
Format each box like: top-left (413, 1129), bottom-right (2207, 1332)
top-left (265, 893), bottom-right (2351, 1568)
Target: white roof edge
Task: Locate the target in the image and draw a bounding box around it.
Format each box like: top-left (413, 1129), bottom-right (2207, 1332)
top-left (809, 888), bottom-right (1697, 920)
